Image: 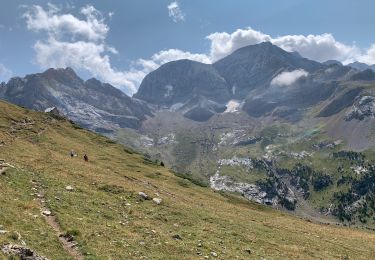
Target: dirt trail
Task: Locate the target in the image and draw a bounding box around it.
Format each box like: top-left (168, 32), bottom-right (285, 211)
top-left (31, 179), bottom-right (84, 260)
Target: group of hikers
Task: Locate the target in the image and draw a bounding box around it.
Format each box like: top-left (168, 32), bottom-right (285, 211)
top-left (70, 150), bottom-right (89, 162)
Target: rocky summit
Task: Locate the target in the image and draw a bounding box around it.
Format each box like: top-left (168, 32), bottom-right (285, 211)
top-left (0, 68), bottom-right (151, 133)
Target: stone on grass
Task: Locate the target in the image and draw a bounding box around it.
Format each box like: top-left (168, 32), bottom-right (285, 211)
top-left (138, 192), bottom-right (149, 200)
top-left (42, 210), bottom-right (52, 216)
top-left (172, 234), bottom-right (182, 240)
top-left (152, 197), bottom-right (162, 205)
top-left (1, 244), bottom-right (48, 260)
top-left (65, 185), bottom-right (74, 192)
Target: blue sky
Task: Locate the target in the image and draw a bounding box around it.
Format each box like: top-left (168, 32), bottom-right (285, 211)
top-left (0, 0), bottom-right (374, 94)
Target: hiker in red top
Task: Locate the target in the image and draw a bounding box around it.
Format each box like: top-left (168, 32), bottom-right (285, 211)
top-left (84, 154), bottom-right (88, 162)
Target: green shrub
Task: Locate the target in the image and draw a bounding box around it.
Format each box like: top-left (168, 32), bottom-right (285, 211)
top-left (99, 184), bottom-right (125, 194)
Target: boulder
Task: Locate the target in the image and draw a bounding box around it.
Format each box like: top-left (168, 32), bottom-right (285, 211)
top-left (138, 192), bottom-right (149, 200)
top-left (1, 244), bottom-right (48, 260)
top-left (152, 197), bottom-right (162, 205)
top-left (172, 234), bottom-right (182, 240)
top-left (65, 185), bottom-right (74, 192)
top-left (42, 210), bottom-right (52, 216)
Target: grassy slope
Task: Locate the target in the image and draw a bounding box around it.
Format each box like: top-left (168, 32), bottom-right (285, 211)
top-left (0, 101), bottom-right (375, 259)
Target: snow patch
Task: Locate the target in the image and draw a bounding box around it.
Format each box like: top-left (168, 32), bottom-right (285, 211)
top-left (224, 100), bottom-right (241, 113)
top-left (169, 102), bottom-right (184, 111)
top-left (44, 107), bottom-right (56, 113)
top-left (164, 85), bottom-right (173, 98)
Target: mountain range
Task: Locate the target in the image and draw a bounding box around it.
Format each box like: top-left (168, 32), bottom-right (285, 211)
top-left (2, 42), bottom-right (374, 129)
top-left (0, 68), bottom-right (151, 133)
top-left (1, 42), bottom-right (375, 226)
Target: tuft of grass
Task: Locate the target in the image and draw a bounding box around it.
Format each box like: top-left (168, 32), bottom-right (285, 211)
top-left (98, 184), bottom-right (126, 194)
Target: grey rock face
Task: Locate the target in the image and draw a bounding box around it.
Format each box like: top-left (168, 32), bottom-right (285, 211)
top-left (0, 68), bottom-right (152, 132)
top-left (242, 64), bottom-right (355, 119)
top-left (181, 95), bottom-right (226, 122)
top-left (350, 69), bottom-right (375, 81)
top-left (134, 59), bottom-right (231, 106)
top-left (210, 172), bottom-right (296, 207)
top-left (213, 42), bottom-right (324, 99)
top-left (317, 88), bottom-right (363, 117)
top-left (1, 244), bottom-right (49, 260)
top-left (345, 96), bottom-right (375, 121)
top-left (347, 61), bottom-right (375, 72)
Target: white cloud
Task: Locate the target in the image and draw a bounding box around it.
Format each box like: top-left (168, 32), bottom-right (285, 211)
top-left (136, 49), bottom-right (210, 72)
top-left (24, 4), bottom-right (141, 93)
top-left (271, 69), bottom-right (308, 87)
top-left (207, 28), bottom-right (271, 61)
top-left (167, 2), bottom-right (185, 23)
top-left (0, 64), bottom-right (12, 81)
top-left (207, 27), bottom-right (360, 63)
top-left (24, 4), bottom-right (108, 42)
top-left (356, 44), bottom-right (375, 64)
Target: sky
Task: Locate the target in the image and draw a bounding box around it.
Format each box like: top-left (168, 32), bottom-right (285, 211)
top-left (0, 0), bottom-right (375, 94)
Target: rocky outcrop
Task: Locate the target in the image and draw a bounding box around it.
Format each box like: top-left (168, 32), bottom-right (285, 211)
top-left (347, 61), bottom-right (375, 72)
top-left (1, 244), bottom-right (49, 260)
top-left (210, 172), bottom-right (271, 204)
top-left (134, 60), bottom-right (231, 107)
top-left (345, 96), bottom-right (375, 121)
top-left (210, 172), bottom-right (296, 208)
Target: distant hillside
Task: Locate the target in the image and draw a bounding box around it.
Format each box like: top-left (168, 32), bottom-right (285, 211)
top-left (347, 61), bottom-right (375, 72)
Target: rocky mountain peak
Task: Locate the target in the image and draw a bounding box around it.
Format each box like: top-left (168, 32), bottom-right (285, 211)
top-left (0, 67), bottom-right (152, 132)
top-left (134, 59), bottom-right (230, 106)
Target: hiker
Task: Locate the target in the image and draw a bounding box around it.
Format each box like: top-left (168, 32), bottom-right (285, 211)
top-left (70, 150), bottom-right (75, 158)
top-left (84, 154), bottom-right (88, 162)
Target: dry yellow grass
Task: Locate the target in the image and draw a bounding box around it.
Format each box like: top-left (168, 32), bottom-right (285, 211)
top-left (0, 100), bottom-right (375, 259)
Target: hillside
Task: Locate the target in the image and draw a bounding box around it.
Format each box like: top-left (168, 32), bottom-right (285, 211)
top-left (1, 101), bottom-right (375, 259)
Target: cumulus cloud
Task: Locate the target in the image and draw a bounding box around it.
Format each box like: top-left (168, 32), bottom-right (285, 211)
top-left (167, 2), bottom-right (185, 23)
top-left (356, 44), bottom-right (375, 64)
top-left (24, 4), bottom-right (108, 42)
top-left (23, 4), bottom-right (142, 93)
top-left (271, 69), bottom-right (309, 87)
top-left (207, 28), bottom-right (271, 61)
top-left (207, 27), bottom-right (360, 63)
top-left (136, 49), bottom-right (210, 72)
top-left (0, 64), bottom-right (12, 81)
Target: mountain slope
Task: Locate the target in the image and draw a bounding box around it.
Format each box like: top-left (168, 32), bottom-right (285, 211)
top-left (1, 100), bottom-right (375, 259)
top-left (213, 42), bottom-right (325, 98)
top-left (134, 59), bottom-right (230, 106)
top-left (0, 68), bottom-right (151, 133)
top-left (347, 61), bottom-right (375, 72)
